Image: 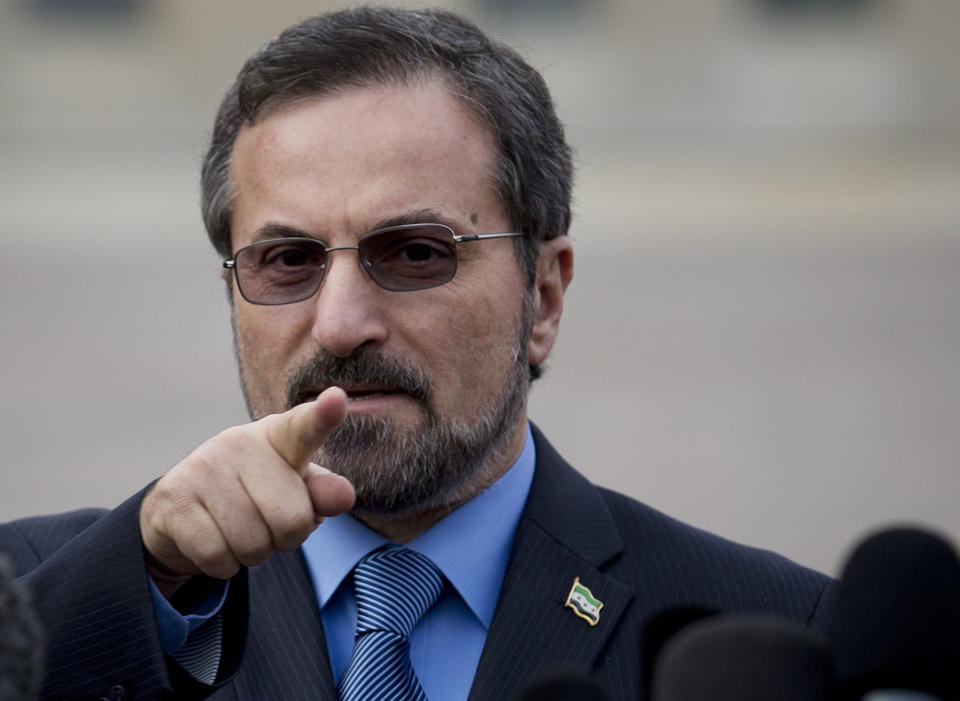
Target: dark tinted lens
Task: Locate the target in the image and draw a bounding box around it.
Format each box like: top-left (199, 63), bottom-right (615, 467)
top-left (359, 225), bottom-right (458, 291)
top-left (235, 238), bottom-right (326, 304)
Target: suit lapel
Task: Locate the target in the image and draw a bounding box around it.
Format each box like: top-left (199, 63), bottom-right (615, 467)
top-left (468, 426), bottom-right (635, 700)
top-left (228, 426), bottom-right (633, 700)
top-left (231, 548), bottom-right (339, 700)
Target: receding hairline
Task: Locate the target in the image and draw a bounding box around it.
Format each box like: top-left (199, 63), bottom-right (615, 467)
top-left (223, 73), bottom-right (513, 247)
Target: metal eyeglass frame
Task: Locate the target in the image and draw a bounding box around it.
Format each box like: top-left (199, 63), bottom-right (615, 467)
top-left (222, 222), bottom-right (525, 304)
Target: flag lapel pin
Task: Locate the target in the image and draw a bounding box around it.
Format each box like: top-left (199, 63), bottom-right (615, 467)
top-left (565, 577), bottom-right (603, 626)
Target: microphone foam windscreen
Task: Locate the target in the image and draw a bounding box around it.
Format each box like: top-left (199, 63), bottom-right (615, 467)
top-left (641, 605), bottom-right (717, 699)
top-left (0, 555), bottom-right (45, 701)
top-left (830, 527), bottom-right (960, 700)
top-left (512, 673), bottom-right (609, 701)
top-left (652, 615), bottom-right (832, 701)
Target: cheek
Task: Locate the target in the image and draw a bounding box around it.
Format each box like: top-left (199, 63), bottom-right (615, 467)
top-left (233, 304), bottom-right (313, 408)
top-left (419, 285), bottom-right (524, 405)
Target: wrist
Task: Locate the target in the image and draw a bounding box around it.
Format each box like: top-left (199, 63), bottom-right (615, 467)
top-left (145, 550), bottom-right (193, 598)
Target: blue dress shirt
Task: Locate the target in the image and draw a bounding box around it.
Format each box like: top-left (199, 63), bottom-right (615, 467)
top-left (151, 577), bottom-right (229, 652)
top-left (302, 424), bottom-right (536, 701)
top-left (152, 423), bottom-right (536, 700)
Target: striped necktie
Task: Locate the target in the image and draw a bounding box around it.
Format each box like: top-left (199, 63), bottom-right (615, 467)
top-left (338, 547), bottom-right (443, 701)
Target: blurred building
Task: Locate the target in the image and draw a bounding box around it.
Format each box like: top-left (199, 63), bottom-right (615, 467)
top-left (1, 0), bottom-right (958, 573)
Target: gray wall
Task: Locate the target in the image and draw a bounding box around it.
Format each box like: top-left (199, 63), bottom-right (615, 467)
top-left (2, 0), bottom-right (958, 575)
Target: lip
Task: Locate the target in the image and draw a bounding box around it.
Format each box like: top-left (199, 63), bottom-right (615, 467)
top-left (343, 386), bottom-right (416, 415)
top-left (343, 387), bottom-right (404, 402)
top-left (299, 385), bottom-right (409, 405)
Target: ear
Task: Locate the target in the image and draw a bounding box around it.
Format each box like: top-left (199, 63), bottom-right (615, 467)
top-left (528, 236), bottom-right (574, 368)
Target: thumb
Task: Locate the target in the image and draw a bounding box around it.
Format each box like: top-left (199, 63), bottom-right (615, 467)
top-left (303, 462), bottom-right (356, 519)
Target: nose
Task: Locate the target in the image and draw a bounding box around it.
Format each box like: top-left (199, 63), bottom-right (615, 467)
top-left (310, 249), bottom-right (389, 357)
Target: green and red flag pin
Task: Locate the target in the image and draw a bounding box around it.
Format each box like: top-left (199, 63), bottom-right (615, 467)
top-left (565, 577), bottom-right (603, 626)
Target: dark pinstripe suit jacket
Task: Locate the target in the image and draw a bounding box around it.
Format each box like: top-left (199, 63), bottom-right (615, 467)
top-left (3, 426), bottom-right (831, 699)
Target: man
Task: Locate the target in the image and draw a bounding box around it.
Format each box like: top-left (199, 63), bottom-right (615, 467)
top-left (1, 7), bottom-right (831, 700)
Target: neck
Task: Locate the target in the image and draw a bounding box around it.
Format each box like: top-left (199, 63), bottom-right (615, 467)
top-left (353, 419), bottom-right (528, 542)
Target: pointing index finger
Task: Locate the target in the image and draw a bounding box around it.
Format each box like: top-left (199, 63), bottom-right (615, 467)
top-left (264, 386), bottom-right (348, 473)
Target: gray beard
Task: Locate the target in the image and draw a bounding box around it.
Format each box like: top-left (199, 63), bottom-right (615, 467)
top-left (235, 302), bottom-right (531, 515)
top-left (319, 359), bottom-right (527, 514)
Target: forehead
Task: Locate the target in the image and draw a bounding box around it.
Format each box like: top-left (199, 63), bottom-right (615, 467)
top-left (228, 81), bottom-right (506, 246)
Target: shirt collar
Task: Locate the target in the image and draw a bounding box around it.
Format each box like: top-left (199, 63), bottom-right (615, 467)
top-left (302, 423), bottom-right (536, 629)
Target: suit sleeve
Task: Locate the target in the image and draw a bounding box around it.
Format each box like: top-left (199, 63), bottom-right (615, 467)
top-left (0, 489), bottom-right (249, 700)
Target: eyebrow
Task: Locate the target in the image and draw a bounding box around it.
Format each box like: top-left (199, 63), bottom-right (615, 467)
top-left (249, 222), bottom-right (315, 243)
top-left (248, 208), bottom-right (468, 246)
top-left (371, 208), bottom-right (460, 232)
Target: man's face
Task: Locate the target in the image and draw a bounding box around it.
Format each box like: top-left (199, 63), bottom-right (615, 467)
top-left (228, 80), bottom-right (532, 514)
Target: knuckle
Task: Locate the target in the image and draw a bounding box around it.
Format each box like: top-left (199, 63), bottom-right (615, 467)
top-left (271, 510), bottom-right (314, 550)
top-left (192, 544), bottom-right (237, 580)
top-left (205, 562), bottom-right (240, 580)
top-left (234, 541), bottom-right (273, 567)
top-left (169, 426), bottom-right (255, 486)
top-left (166, 481), bottom-right (199, 512)
top-left (146, 477), bottom-right (195, 525)
top-left (221, 520), bottom-right (274, 568)
top-left (211, 425), bottom-right (257, 458)
top-left (169, 446), bottom-right (222, 488)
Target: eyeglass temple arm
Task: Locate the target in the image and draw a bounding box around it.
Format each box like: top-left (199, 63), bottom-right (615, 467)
top-left (454, 232), bottom-right (525, 243)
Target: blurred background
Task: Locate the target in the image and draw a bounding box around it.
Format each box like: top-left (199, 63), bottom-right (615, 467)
top-left (1, 0), bottom-right (957, 576)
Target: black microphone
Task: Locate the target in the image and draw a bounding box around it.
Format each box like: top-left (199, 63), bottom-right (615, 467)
top-left (511, 672), bottom-right (610, 701)
top-left (0, 555), bottom-right (44, 700)
top-left (830, 527), bottom-right (960, 701)
top-left (651, 615), bottom-right (833, 700)
top-left (641, 605), bottom-right (717, 700)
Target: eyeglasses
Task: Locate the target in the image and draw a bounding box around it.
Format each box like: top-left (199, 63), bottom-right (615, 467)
top-left (223, 223), bottom-right (524, 305)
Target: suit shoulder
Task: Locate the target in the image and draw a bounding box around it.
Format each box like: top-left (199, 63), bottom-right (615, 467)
top-left (0, 508), bottom-right (108, 573)
top-left (596, 485), bottom-right (830, 621)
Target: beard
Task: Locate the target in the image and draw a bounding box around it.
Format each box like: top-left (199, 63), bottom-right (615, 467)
top-left (235, 300), bottom-right (532, 515)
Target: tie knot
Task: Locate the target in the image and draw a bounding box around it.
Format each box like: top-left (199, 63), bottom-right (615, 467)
top-left (353, 547), bottom-right (443, 638)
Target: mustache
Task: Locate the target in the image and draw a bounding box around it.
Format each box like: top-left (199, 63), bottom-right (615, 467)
top-left (286, 347), bottom-right (433, 408)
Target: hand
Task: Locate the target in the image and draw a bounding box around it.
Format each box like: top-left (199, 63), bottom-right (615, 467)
top-left (139, 387), bottom-right (356, 588)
